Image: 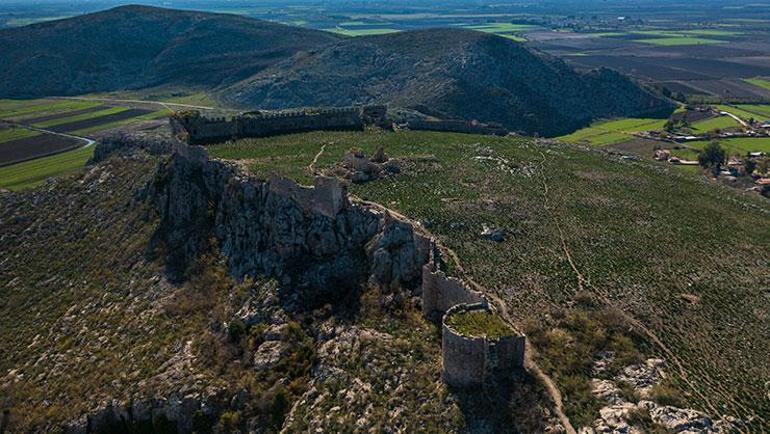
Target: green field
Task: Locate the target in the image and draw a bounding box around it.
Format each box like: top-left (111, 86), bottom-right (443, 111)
top-left (0, 145), bottom-right (93, 190)
top-left (689, 115), bottom-right (740, 134)
top-left (463, 22), bottom-right (536, 33)
top-left (679, 29), bottom-right (742, 36)
top-left (718, 104), bottom-right (770, 122)
top-left (717, 105), bottom-right (763, 122)
top-left (80, 88), bottom-right (221, 108)
top-left (33, 106), bottom-right (128, 128)
top-left (558, 117), bottom-right (667, 147)
top-left (69, 110), bottom-right (167, 136)
top-left (0, 126), bottom-right (40, 143)
top-left (0, 99), bottom-right (101, 121)
top-left (635, 37), bottom-right (725, 46)
top-left (686, 137), bottom-right (770, 155)
top-left (735, 104), bottom-right (770, 120)
top-left (744, 77), bottom-right (770, 91)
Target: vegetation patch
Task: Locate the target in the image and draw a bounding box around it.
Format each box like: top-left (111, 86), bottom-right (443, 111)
top-left (688, 115), bottom-right (739, 134)
top-left (446, 309), bottom-right (515, 339)
top-left (0, 126), bottom-right (40, 143)
top-left (211, 129), bottom-right (770, 430)
top-left (558, 117), bottom-right (666, 147)
top-left (744, 77), bottom-right (770, 92)
top-left (635, 37), bottom-right (725, 46)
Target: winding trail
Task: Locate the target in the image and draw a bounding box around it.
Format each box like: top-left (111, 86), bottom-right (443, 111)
top-left (308, 143), bottom-right (327, 175)
top-left (13, 123), bottom-right (96, 148)
top-left (534, 151), bottom-right (731, 424)
top-left (348, 177), bottom-right (578, 434)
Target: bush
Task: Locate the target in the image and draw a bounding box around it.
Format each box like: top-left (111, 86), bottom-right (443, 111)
top-left (218, 410), bottom-right (241, 432)
top-left (227, 318), bottom-right (246, 342)
top-left (649, 382), bottom-right (685, 407)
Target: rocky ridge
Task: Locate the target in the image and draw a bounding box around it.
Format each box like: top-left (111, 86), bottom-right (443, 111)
top-left (141, 141), bottom-right (430, 307)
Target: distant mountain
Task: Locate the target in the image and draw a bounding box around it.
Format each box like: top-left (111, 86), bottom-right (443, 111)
top-left (221, 29), bottom-right (674, 136)
top-left (0, 5), bottom-right (341, 97)
top-left (0, 6), bottom-right (673, 135)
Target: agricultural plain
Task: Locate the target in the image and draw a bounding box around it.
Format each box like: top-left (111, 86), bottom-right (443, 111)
top-left (0, 97), bottom-right (167, 183)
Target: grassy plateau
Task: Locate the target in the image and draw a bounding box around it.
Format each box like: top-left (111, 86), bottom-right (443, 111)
top-left (208, 129), bottom-right (770, 429)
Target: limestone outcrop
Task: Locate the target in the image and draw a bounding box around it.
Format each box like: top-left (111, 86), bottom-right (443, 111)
top-left (143, 142), bottom-right (429, 306)
top-left (581, 356), bottom-right (742, 434)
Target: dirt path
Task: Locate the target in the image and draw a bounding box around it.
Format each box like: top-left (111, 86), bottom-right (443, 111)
top-left (351, 193), bottom-right (578, 434)
top-left (535, 151), bottom-right (728, 423)
top-left (308, 143), bottom-right (327, 175)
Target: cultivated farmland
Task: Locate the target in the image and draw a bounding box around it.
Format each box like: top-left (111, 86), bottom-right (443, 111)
top-left (0, 98), bottom-right (167, 170)
top-left (557, 118), bottom-right (667, 147)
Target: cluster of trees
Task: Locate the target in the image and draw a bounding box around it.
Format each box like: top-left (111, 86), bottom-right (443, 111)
top-left (698, 141), bottom-right (726, 174)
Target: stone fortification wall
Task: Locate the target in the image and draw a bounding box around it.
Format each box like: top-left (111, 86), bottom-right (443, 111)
top-left (421, 249), bottom-right (485, 318)
top-left (441, 303), bottom-right (526, 389)
top-left (406, 119), bottom-right (508, 136)
top-left (171, 105), bottom-right (388, 145)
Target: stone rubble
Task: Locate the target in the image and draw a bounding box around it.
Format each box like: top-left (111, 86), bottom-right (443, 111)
top-left (581, 358), bottom-right (742, 434)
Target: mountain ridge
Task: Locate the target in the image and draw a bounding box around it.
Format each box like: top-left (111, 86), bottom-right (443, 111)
top-left (0, 5), bottom-right (674, 135)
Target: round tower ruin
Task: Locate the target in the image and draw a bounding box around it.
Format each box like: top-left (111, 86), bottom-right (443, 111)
top-left (441, 302), bottom-right (525, 389)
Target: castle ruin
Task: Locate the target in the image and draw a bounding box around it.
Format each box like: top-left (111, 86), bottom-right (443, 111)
top-left (441, 303), bottom-right (526, 388)
top-left (170, 105), bottom-right (389, 145)
top-left (419, 242), bottom-right (525, 388)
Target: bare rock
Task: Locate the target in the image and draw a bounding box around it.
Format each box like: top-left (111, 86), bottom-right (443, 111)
top-left (591, 379), bottom-right (625, 404)
top-left (253, 340), bottom-right (288, 371)
top-left (481, 224), bottom-right (505, 242)
top-left (370, 146), bottom-right (388, 163)
top-left (616, 358), bottom-right (664, 397)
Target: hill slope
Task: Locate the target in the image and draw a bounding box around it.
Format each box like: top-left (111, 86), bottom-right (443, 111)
top-left (221, 29), bottom-right (674, 136)
top-left (2, 130), bottom-right (767, 432)
top-left (0, 5), bottom-right (341, 97)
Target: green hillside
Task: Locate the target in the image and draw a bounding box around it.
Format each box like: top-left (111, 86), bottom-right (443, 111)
top-left (210, 130), bottom-right (770, 428)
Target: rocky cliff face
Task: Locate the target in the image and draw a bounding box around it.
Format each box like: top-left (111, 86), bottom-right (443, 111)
top-left (142, 142), bottom-right (430, 307)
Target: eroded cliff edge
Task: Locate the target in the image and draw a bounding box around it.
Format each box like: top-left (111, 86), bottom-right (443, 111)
top-left (140, 141), bottom-right (431, 308)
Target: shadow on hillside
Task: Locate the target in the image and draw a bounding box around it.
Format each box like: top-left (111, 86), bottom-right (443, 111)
top-left (451, 370), bottom-right (554, 434)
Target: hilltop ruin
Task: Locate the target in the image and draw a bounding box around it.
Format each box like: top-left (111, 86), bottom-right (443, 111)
top-left (144, 140), bottom-right (525, 389)
top-left (170, 105), bottom-right (389, 145)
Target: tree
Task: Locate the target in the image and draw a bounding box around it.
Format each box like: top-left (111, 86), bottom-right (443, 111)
top-left (698, 141), bottom-right (726, 173)
top-left (744, 158), bottom-right (757, 176)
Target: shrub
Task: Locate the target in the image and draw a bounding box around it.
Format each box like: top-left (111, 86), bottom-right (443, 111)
top-left (227, 318), bottom-right (246, 342)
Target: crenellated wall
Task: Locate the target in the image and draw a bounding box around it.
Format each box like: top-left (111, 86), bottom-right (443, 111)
top-left (170, 105), bottom-right (389, 145)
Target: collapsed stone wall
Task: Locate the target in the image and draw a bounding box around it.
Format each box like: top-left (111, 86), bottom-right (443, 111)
top-left (170, 105), bottom-right (389, 145)
top-left (421, 251), bottom-right (485, 318)
top-left (442, 303), bottom-right (526, 389)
